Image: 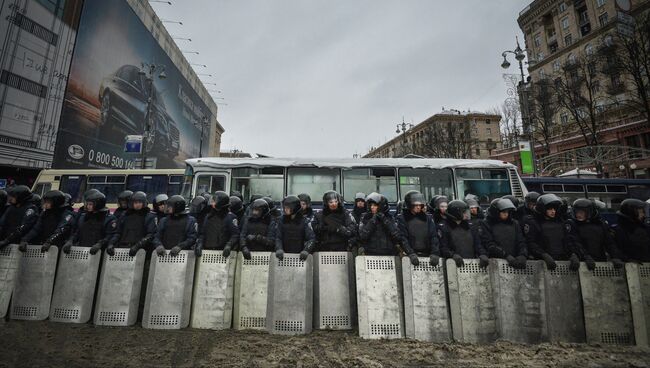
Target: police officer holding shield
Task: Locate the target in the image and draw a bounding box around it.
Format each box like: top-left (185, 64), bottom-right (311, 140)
top-left (152, 195), bottom-right (197, 257)
top-left (63, 190), bottom-right (117, 255)
top-left (274, 195), bottom-right (315, 261)
top-left (195, 191), bottom-right (239, 258)
top-left (107, 191), bottom-right (157, 256)
top-left (0, 185), bottom-right (39, 249)
top-left (20, 190), bottom-right (74, 253)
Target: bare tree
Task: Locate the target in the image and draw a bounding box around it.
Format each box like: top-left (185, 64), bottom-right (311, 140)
top-left (489, 103), bottom-right (520, 150)
top-left (420, 120), bottom-right (473, 159)
top-left (528, 77), bottom-right (561, 157)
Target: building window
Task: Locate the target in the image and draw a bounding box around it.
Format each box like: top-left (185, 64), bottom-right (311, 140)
top-left (539, 69), bottom-right (547, 79)
top-left (475, 148), bottom-right (481, 156)
top-left (537, 52), bottom-right (545, 61)
top-left (534, 33), bottom-right (542, 47)
top-left (553, 60), bottom-right (561, 71)
top-left (599, 13), bottom-right (609, 27)
top-left (568, 53), bottom-right (576, 64)
top-left (561, 113), bottom-right (569, 124)
top-left (559, 2), bottom-right (567, 12)
top-left (486, 128), bottom-right (492, 134)
top-left (564, 34), bottom-right (573, 46)
top-left (561, 17), bottom-right (570, 29)
top-left (579, 10), bottom-right (590, 25)
top-left (596, 0), bottom-right (606, 7)
top-left (585, 43), bottom-right (594, 55)
top-left (486, 119), bottom-right (491, 124)
top-left (603, 34), bottom-right (613, 46)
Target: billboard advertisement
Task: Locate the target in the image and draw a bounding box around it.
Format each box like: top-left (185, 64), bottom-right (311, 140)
top-left (53, 0), bottom-right (212, 169)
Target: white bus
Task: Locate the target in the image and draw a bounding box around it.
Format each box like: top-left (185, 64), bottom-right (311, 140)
top-left (180, 158), bottom-right (527, 206)
top-left (32, 169), bottom-right (184, 208)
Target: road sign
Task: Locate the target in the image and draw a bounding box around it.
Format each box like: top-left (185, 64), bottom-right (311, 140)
top-left (124, 135), bottom-right (143, 153)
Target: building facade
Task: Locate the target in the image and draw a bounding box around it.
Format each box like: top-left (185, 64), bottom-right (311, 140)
top-left (364, 109), bottom-right (502, 159)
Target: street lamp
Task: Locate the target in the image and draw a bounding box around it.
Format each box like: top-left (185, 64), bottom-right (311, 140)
top-left (173, 37), bottom-right (192, 42)
top-left (196, 73), bottom-right (212, 77)
top-left (182, 50), bottom-right (199, 55)
top-left (161, 19), bottom-right (183, 25)
top-left (138, 62), bottom-right (166, 169)
top-left (198, 116), bottom-right (208, 158)
top-left (501, 36), bottom-right (537, 176)
top-left (150, 0), bottom-right (172, 4)
top-left (190, 63), bottom-right (207, 68)
top-left (395, 117), bottom-right (413, 158)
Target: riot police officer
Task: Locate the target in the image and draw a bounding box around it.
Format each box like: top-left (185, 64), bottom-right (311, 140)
top-left (195, 191), bottom-right (239, 258)
top-left (0, 185), bottom-right (39, 249)
top-left (428, 195), bottom-right (449, 225)
top-left (358, 193), bottom-right (403, 257)
top-left (523, 194), bottom-right (581, 271)
top-left (63, 190), bottom-right (116, 255)
top-left (478, 198), bottom-right (528, 269)
top-left (107, 191), bottom-right (157, 257)
top-left (351, 192), bottom-right (367, 224)
top-left (153, 194), bottom-right (168, 222)
top-left (516, 191), bottom-right (540, 222)
top-left (114, 190), bottom-right (134, 219)
top-left (0, 190), bottom-right (8, 219)
top-left (298, 193), bottom-right (314, 222)
top-left (189, 193), bottom-right (210, 230)
top-left (614, 199), bottom-right (650, 262)
top-left (20, 190), bottom-right (74, 252)
top-left (30, 194), bottom-right (42, 215)
top-left (274, 195), bottom-right (315, 261)
top-left (567, 199), bottom-right (623, 270)
top-left (396, 191), bottom-right (439, 266)
top-left (466, 197), bottom-right (484, 222)
top-left (263, 196), bottom-right (282, 219)
top-left (230, 196), bottom-right (245, 224)
top-left (239, 199), bottom-right (276, 259)
top-left (312, 191), bottom-right (357, 252)
top-left (152, 195), bottom-right (197, 257)
top-left (439, 200), bottom-right (487, 268)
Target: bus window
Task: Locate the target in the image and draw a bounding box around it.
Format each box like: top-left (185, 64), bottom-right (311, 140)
top-left (196, 175), bottom-right (226, 196)
top-left (60, 175), bottom-right (86, 203)
top-left (398, 168), bottom-right (454, 201)
top-left (168, 175), bottom-right (183, 196)
top-left (32, 182), bottom-right (51, 197)
top-left (287, 168), bottom-right (340, 201)
top-left (455, 168), bottom-right (511, 204)
top-left (181, 165), bottom-right (194, 201)
top-left (86, 175), bottom-right (126, 203)
top-left (127, 175), bottom-right (168, 203)
top-left (343, 168), bottom-right (397, 203)
top-left (231, 167), bottom-right (283, 202)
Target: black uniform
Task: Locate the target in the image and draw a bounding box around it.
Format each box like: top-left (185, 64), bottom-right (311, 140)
top-left (312, 191), bottom-right (357, 252)
top-left (21, 190), bottom-right (75, 251)
top-left (195, 191), bottom-right (239, 257)
top-left (239, 199), bottom-right (276, 258)
top-left (113, 190), bottom-right (133, 220)
top-left (274, 196), bottom-right (314, 260)
top-left (614, 199), bottom-right (650, 262)
top-left (68, 209), bottom-right (117, 252)
top-left (0, 190), bottom-right (7, 219)
top-left (152, 195), bottom-right (197, 256)
top-left (230, 196), bottom-right (245, 224)
top-left (0, 186), bottom-right (39, 248)
top-left (395, 190), bottom-right (439, 262)
top-left (439, 200), bottom-right (487, 267)
top-left (153, 194), bottom-right (168, 223)
top-left (358, 193), bottom-right (402, 256)
top-left (478, 198), bottom-right (527, 269)
top-left (108, 192), bottom-right (157, 256)
top-left (298, 193), bottom-right (314, 223)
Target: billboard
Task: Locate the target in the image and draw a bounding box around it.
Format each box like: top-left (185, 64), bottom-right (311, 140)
top-left (53, 0), bottom-right (212, 169)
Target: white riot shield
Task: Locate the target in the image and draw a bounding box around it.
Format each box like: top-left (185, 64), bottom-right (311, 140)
top-left (11, 245), bottom-right (58, 320)
top-left (543, 261), bottom-right (585, 342)
top-left (266, 253), bottom-right (313, 335)
top-left (627, 263), bottom-right (650, 346)
top-left (0, 244), bottom-right (20, 318)
top-left (190, 250), bottom-right (237, 330)
top-left (313, 252), bottom-right (356, 330)
top-left (233, 252), bottom-right (271, 330)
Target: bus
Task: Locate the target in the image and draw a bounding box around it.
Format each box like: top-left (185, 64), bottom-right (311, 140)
top-left (180, 157), bottom-right (527, 208)
top-left (32, 169), bottom-right (185, 209)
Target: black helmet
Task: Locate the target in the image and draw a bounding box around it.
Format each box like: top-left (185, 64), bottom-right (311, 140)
top-left (571, 198), bottom-right (594, 221)
top-left (535, 194), bottom-right (562, 215)
top-left (355, 192), bottom-right (366, 203)
top-left (465, 193), bottom-right (479, 202)
top-left (230, 190), bottom-right (243, 202)
top-left (366, 192), bottom-right (389, 213)
top-left (117, 190), bottom-right (133, 207)
top-left (525, 191), bottom-right (541, 206)
top-left (488, 198), bottom-right (516, 219)
top-left (85, 190), bottom-right (106, 211)
top-left (298, 193), bottom-right (311, 206)
top-left (446, 200), bottom-right (469, 222)
top-left (404, 190), bottom-right (425, 210)
top-left (201, 192), bottom-right (212, 202)
top-left (154, 194), bottom-right (168, 207)
top-left (250, 198), bottom-right (270, 219)
top-left (465, 198), bottom-right (480, 209)
top-left (618, 198), bottom-right (647, 223)
top-left (43, 190), bottom-right (66, 208)
top-left (189, 195), bottom-right (207, 214)
top-left (0, 190), bottom-right (6, 206)
top-left (262, 196), bottom-right (277, 212)
top-left (83, 188), bottom-right (100, 201)
top-left (8, 185), bottom-right (32, 204)
top-left (130, 191), bottom-right (148, 208)
top-left (212, 191), bottom-right (230, 210)
top-left (229, 196), bottom-right (244, 214)
top-left (502, 195), bottom-right (520, 209)
top-left (31, 194), bottom-right (42, 208)
top-left (167, 195), bottom-right (187, 215)
top-left (63, 193), bottom-right (74, 208)
top-left (249, 194), bottom-right (263, 205)
top-left (282, 195), bottom-right (301, 216)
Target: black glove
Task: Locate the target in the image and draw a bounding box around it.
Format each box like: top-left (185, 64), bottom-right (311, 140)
top-left (300, 250), bottom-right (309, 261)
top-left (170, 246), bottom-right (182, 256)
top-left (246, 234), bottom-right (256, 242)
top-left (429, 254), bottom-right (439, 266)
top-left (222, 246), bottom-right (231, 258)
top-left (275, 249), bottom-right (284, 260)
top-left (569, 253), bottom-right (580, 271)
top-left (612, 258), bottom-right (624, 269)
top-left (584, 256), bottom-right (596, 271)
top-left (241, 247), bottom-right (251, 260)
top-left (541, 253), bottom-right (556, 270)
top-left (89, 243), bottom-right (102, 255)
top-left (18, 241), bottom-right (28, 253)
top-left (479, 255), bottom-right (489, 268)
top-left (408, 253), bottom-right (419, 266)
top-left (41, 242), bottom-right (51, 253)
top-left (129, 245), bottom-right (140, 257)
top-left (515, 255), bottom-right (527, 269)
top-left (155, 245), bottom-right (166, 257)
top-left (195, 246), bottom-right (202, 257)
top-left (62, 241), bottom-right (72, 254)
top-left (357, 247), bottom-right (365, 256)
top-left (506, 255), bottom-right (517, 268)
top-left (106, 245), bottom-right (115, 256)
top-left (452, 254), bottom-right (464, 267)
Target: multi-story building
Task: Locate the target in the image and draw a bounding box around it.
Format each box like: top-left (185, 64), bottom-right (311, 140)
top-left (364, 109), bottom-right (502, 159)
top-left (492, 0), bottom-right (650, 178)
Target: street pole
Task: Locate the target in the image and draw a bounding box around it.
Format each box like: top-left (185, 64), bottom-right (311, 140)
top-left (198, 116), bottom-right (207, 158)
top-left (139, 63), bottom-right (166, 169)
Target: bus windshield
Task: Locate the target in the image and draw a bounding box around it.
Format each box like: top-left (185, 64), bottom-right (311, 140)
top-left (231, 167), bottom-right (284, 202)
top-left (398, 168), bottom-right (454, 201)
top-left (287, 168), bottom-right (340, 201)
top-left (455, 168), bottom-right (511, 204)
top-left (343, 168), bottom-right (397, 203)
top-left (180, 165), bottom-right (194, 201)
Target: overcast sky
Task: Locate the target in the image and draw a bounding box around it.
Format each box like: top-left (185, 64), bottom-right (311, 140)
top-left (152, 0), bottom-right (530, 158)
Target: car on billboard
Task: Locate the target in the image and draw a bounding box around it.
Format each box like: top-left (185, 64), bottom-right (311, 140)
top-left (98, 64), bottom-right (179, 157)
